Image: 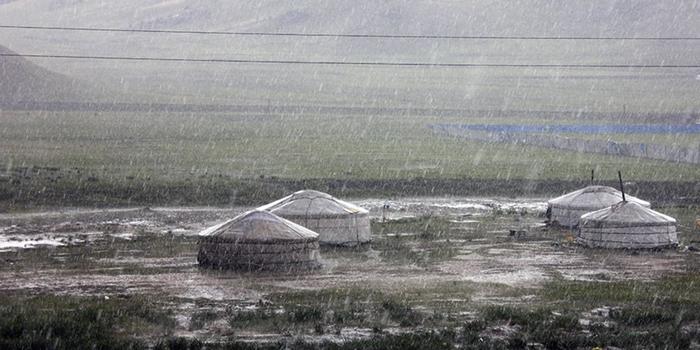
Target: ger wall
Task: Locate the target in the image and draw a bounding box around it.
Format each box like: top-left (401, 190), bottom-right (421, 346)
top-left (577, 225), bottom-right (678, 249)
top-left (282, 215), bottom-right (372, 246)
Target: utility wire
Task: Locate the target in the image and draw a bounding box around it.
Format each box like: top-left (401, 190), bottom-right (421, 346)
top-left (1, 53), bottom-right (699, 69)
top-left (1, 24), bottom-right (699, 41)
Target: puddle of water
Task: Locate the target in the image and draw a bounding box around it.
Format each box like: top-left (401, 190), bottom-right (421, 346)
top-left (0, 238), bottom-right (66, 251)
top-left (96, 256), bottom-right (194, 269)
top-left (385, 233), bottom-right (418, 237)
top-left (460, 268), bottom-right (548, 287)
top-left (110, 232), bottom-right (134, 240)
top-left (126, 220), bottom-right (152, 226)
top-left (359, 197), bottom-right (547, 219)
top-left (0, 230), bottom-right (134, 252)
top-left (432, 203), bottom-right (491, 210)
top-left (434, 239), bottom-right (469, 244)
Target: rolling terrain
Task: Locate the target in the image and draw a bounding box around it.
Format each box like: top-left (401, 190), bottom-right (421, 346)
top-left (0, 44), bottom-right (98, 102)
top-left (0, 1), bottom-right (698, 111)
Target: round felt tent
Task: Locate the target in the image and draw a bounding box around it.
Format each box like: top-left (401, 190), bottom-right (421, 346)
top-left (258, 190), bottom-right (371, 246)
top-left (577, 201), bottom-right (678, 249)
top-left (547, 186), bottom-right (650, 227)
top-left (197, 210), bottom-right (321, 270)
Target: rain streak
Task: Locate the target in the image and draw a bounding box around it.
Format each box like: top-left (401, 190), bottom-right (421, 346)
top-left (0, 1), bottom-right (699, 349)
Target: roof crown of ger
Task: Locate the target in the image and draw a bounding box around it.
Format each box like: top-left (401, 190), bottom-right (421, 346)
top-left (580, 201), bottom-right (676, 225)
top-left (199, 209), bottom-right (319, 240)
top-left (258, 189), bottom-right (368, 214)
top-left (288, 189), bottom-right (334, 200)
top-left (548, 185), bottom-right (650, 208)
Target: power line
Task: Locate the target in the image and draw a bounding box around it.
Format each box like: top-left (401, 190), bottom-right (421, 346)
top-left (3, 53), bottom-right (698, 69)
top-left (1, 24), bottom-right (699, 41)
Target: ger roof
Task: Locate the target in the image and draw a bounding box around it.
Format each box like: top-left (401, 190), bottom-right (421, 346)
top-left (548, 185), bottom-right (650, 210)
top-left (198, 210), bottom-right (319, 242)
top-left (258, 189), bottom-right (368, 217)
top-left (580, 201), bottom-right (676, 227)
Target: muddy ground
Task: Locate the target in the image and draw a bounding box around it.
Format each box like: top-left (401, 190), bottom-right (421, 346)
top-left (0, 197), bottom-right (698, 345)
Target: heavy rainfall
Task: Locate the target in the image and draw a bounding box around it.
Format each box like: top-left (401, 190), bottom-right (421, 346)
top-left (0, 1), bottom-right (699, 349)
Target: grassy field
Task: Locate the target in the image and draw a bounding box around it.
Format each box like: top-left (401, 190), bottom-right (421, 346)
top-left (4, 110), bottom-right (699, 180)
top-left (4, 279), bottom-right (697, 349)
top-left (1, 109), bottom-right (698, 209)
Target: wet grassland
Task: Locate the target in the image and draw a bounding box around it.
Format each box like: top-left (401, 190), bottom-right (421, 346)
top-left (0, 200), bottom-right (698, 349)
top-left (1, 110), bottom-right (699, 211)
top-left (1, 107), bottom-right (699, 348)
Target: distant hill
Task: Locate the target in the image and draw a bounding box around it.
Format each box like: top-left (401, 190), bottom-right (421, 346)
top-left (0, 44), bottom-right (96, 103)
top-left (0, 1), bottom-right (697, 112)
top-left (1, 1), bottom-right (697, 38)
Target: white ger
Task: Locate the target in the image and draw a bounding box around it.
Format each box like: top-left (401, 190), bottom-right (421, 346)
top-left (197, 210), bottom-right (321, 271)
top-left (258, 190), bottom-right (371, 246)
top-left (577, 201), bottom-right (678, 249)
top-left (547, 185), bottom-right (650, 227)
